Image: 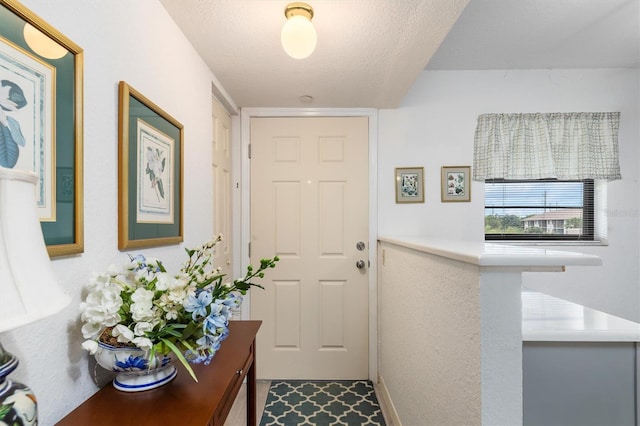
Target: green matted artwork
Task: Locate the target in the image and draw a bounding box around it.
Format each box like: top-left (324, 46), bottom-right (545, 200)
top-left (118, 81), bottom-right (183, 250)
top-left (0, 0), bottom-right (84, 257)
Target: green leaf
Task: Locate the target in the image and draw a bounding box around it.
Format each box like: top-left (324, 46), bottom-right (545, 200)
top-left (160, 337), bottom-right (198, 383)
top-left (0, 402), bottom-right (13, 419)
top-left (182, 322), bottom-right (200, 340)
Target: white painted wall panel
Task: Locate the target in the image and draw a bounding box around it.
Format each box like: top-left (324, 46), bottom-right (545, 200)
top-left (378, 68), bottom-right (640, 322)
top-left (4, 1), bottom-right (218, 423)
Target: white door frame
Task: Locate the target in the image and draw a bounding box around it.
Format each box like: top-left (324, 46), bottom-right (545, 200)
top-left (238, 107), bottom-right (378, 381)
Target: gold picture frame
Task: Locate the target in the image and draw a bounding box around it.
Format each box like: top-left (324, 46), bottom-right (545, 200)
top-left (0, 0), bottom-right (84, 256)
top-left (441, 166), bottom-right (471, 202)
top-left (118, 81), bottom-right (183, 249)
top-left (395, 167), bottom-right (424, 203)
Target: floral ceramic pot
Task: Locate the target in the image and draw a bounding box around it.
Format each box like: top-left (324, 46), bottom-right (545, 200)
top-left (0, 352), bottom-right (37, 425)
top-left (94, 342), bottom-right (176, 392)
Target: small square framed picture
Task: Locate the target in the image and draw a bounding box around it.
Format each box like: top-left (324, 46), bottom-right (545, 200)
top-left (395, 167), bottom-right (424, 203)
top-left (441, 166), bottom-right (471, 202)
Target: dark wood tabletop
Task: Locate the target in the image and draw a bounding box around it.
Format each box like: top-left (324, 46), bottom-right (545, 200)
top-left (56, 320), bottom-right (262, 426)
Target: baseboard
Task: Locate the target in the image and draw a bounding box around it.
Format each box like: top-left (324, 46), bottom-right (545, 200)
top-left (373, 375), bottom-right (402, 426)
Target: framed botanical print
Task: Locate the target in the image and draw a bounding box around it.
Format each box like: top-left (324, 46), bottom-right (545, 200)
top-left (441, 166), bottom-right (471, 202)
top-left (118, 81), bottom-right (183, 249)
top-left (0, 0), bottom-right (84, 256)
top-left (395, 167), bottom-right (424, 203)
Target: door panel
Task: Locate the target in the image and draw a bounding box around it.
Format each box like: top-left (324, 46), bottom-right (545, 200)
top-left (250, 116), bottom-right (369, 379)
top-left (211, 98), bottom-right (232, 279)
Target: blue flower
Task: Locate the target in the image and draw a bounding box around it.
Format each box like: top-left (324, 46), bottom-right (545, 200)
top-left (217, 327), bottom-right (230, 342)
top-left (222, 293), bottom-right (242, 308)
top-left (184, 349), bottom-right (208, 364)
top-left (130, 254), bottom-right (147, 270)
top-left (196, 332), bottom-right (218, 349)
top-left (184, 290), bottom-right (213, 320)
top-left (205, 310), bottom-right (228, 332)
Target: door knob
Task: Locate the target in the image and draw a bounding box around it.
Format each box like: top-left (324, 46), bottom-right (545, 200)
top-left (356, 260), bottom-right (366, 269)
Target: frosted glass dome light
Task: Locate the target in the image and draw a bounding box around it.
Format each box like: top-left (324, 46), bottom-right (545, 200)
top-left (281, 2), bottom-right (317, 59)
top-left (23, 23), bottom-right (67, 60)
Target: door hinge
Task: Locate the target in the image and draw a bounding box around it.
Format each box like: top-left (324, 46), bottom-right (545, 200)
top-left (248, 144), bottom-right (251, 159)
top-left (248, 242), bottom-right (251, 258)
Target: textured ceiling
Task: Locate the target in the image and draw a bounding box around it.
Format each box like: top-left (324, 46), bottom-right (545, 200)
top-left (159, 0), bottom-right (469, 109)
top-left (160, 0), bottom-right (639, 109)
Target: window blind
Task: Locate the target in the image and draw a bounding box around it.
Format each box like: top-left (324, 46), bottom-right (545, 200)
top-left (484, 179), bottom-right (597, 241)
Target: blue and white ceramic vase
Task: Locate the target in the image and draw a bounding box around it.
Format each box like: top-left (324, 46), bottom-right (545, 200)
top-left (94, 342), bottom-right (177, 392)
top-left (0, 344), bottom-right (37, 425)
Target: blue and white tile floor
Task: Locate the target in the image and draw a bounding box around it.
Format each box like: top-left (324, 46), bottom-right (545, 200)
top-left (259, 380), bottom-right (386, 426)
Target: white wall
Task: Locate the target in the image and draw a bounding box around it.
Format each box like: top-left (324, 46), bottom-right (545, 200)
top-left (378, 241), bottom-right (482, 425)
top-left (379, 68), bottom-right (640, 322)
top-left (1, 1), bottom-right (217, 423)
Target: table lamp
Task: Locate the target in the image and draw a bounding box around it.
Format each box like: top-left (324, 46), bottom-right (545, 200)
top-left (0, 168), bottom-right (71, 425)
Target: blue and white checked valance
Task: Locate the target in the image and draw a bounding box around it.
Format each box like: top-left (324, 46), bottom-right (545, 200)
top-left (473, 112), bottom-right (621, 181)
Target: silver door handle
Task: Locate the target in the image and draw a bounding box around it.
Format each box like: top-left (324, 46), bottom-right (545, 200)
top-left (356, 260), bottom-right (366, 269)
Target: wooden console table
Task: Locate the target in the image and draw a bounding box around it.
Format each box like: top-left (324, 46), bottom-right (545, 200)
top-left (57, 321), bottom-right (261, 426)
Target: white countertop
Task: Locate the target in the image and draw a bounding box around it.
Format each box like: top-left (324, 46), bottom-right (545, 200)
top-left (378, 236), bottom-right (602, 269)
top-left (522, 290), bottom-right (640, 342)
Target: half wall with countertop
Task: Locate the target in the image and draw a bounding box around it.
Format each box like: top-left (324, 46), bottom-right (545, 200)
top-left (376, 236), bottom-right (601, 425)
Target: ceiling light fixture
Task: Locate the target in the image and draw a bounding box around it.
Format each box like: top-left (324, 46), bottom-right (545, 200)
top-left (23, 23), bottom-right (67, 60)
top-left (281, 2), bottom-right (317, 59)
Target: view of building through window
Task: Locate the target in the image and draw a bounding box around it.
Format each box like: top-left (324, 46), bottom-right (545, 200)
top-left (485, 180), bottom-right (594, 240)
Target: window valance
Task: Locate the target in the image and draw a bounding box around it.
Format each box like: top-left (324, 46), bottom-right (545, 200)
top-left (473, 112), bottom-right (621, 181)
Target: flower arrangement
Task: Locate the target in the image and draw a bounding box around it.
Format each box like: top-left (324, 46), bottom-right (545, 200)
top-left (79, 235), bottom-right (278, 381)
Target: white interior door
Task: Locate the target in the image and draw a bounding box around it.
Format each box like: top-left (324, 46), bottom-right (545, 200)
top-left (250, 116), bottom-right (369, 379)
top-left (212, 97), bottom-right (232, 279)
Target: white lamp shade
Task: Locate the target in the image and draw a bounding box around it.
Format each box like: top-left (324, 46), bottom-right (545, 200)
top-left (281, 14), bottom-right (317, 59)
top-left (0, 168), bottom-right (70, 333)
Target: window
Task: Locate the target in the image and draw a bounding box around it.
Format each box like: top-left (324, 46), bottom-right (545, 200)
top-left (485, 179), bottom-right (594, 241)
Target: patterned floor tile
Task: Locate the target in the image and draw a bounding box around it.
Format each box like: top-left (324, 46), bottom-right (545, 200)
top-left (260, 380), bottom-right (386, 426)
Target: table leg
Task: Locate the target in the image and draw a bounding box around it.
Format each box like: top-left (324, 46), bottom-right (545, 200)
top-left (247, 338), bottom-right (257, 426)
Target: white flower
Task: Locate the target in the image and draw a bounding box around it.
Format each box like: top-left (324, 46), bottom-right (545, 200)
top-left (164, 307), bottom-right (179, 320)
top-left (81, 322), bottom-right (103, 340)
top-left (79, 283), bottom-right (123, 338)
top-left (86, 272), bottom-right (110, 291)
top-left (168, 287), bottom-right (188, 304)
top-left (131, 288), bottom-right (154, 321)
top-left (133, 321), bottom-right (154, 336)
top-left (155, 272), bottom-right (174, 291)
top-left (131, 287), bottom-right (153, 304)
top-left (112, 324), bottom-right (134, 344)
top-left (81, 340), bottom-right (99, 354)
top-left (132, 337), bottom-right (153, 350)
top-left (135, 268), bottom-right (155, 284)
top-left (170, 276), bottom-right (189, 290)
top-left (145, 257), bottom-right (161, 268)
